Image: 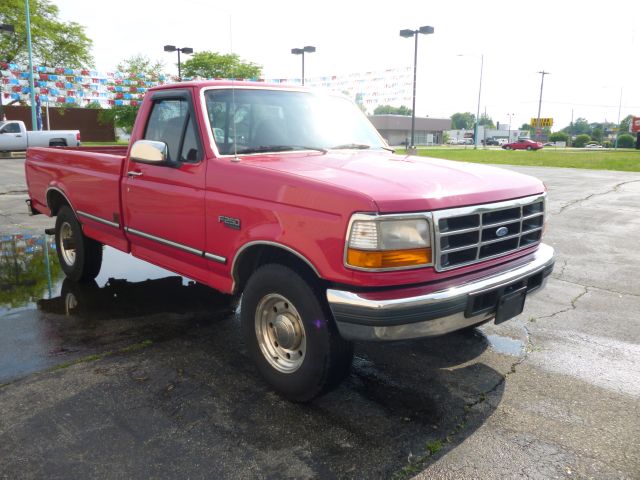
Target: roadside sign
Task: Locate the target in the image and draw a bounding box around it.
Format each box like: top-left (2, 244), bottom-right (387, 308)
top-left (631, 116), bottom-right (640, 133)
top-left (531, 118), bottom-right (553, 128)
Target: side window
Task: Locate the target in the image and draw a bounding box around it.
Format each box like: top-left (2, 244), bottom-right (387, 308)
top-left (2, 123), bottom-right (21, 134)
top-left (180, 115), bottom-right (200, 162)
top-left (144, 98), bottom-right (201, 163)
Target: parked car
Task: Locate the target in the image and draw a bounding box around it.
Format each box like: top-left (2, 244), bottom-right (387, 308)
top-left (485, 138), bottom-right (500, 146)
top-left (26, 81), bottom-right (555, 401)
top-left (502, 139), bottom-right (543, 150)
top-left (585, 143), bottom-right (603, 149)
top-left (0, 120), bottom-right (80, 152)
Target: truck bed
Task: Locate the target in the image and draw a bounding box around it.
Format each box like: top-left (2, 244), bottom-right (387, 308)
top-left (26, 145), bottom-right (129, 252)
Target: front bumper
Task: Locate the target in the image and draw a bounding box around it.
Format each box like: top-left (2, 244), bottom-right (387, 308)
top-left (327, 243), bottom-right (555, 341)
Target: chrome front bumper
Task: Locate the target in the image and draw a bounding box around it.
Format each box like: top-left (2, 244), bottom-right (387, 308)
top-left (327, 243), bottom-right (555, 341)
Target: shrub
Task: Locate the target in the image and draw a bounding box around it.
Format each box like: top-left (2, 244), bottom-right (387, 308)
top-left (549, 132), bottom-right (569, 143)
top-left (616, 134), bottom-right (635, 149)
top-left (574, 134), bottom-right (591, 148)
top-left (602, 140), bottom-right (612, 148)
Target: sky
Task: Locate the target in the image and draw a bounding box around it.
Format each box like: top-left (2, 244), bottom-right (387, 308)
top-left (52, 0), bottom-right (640, 131)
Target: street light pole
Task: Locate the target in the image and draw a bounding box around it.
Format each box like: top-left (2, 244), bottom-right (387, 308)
top-left (400, 26), bottom-right (434, 154)
top-left (474, 54), bottom-right (484, 150)
top-left (291, 46), bottom-right (315, 85)
top-left (615, 87), bottom-right (623, 150)
top-left (164, 45), bottom-right (194, 81)
top-left (536, 70), bottom-right (550, 142)
top-left (507, 113), bottom-right (514, 143)
top-left (25, 0), bottom-right (37, 130)
top-left (456, 53), bottom-right (484, 149)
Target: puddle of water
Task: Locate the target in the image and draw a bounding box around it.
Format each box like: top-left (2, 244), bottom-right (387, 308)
top-left (0, 234), bottom-right (232, 383)
top-left (485, 334), bottom-right (525, 357)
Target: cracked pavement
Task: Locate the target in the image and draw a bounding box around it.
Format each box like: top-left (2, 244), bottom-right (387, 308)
top-left (1, 159), bottom-right (639, 479)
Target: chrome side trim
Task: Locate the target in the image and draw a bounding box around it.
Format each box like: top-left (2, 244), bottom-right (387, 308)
top-left (77, 210), bottom-right (120, 228)
top-left (231, 240), bottom-right (320, 292)
top-left (126, 227), bottom-right (202, 255)
top-left (204, 252), bottom-right (226, 264)
top-left (125, 227), bottom-right (226, 264)
top-left (327, 243), bottom-right (555, 341)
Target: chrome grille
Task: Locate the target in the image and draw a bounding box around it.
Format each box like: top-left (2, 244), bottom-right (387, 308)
top-left (433, 194), bottom-right (545, 271)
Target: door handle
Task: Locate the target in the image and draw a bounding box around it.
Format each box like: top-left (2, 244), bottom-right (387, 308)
top-left (127, 171), bottom-right (143, 177)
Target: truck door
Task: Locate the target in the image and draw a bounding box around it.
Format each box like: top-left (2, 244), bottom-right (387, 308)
top-left (0, 122), bottom-right (27, 150)
top-left (122, 89), bottom-right (210, 284)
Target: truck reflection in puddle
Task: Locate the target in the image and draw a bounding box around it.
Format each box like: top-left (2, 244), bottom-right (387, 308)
top-left (0, 235), bottom-right (234, 383)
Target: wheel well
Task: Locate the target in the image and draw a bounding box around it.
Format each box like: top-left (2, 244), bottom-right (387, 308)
top-left (48, 138), bottom-right (68, 147)
top-left (233, 244), bottom-right (322, 294)
top-left (46, 189), bottom-right (71, 216)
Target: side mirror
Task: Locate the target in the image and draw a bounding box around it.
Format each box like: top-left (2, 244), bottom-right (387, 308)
top-left (130, 140), bottom-right (177, 167)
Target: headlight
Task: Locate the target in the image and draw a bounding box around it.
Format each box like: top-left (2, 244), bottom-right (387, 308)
top-left (346, 216), bottom-right (432, 270)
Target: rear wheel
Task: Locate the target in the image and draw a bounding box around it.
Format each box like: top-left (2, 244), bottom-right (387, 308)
top-left (55, 205), bottom-right (103, 282)
top-left (241, 264), bottom-right (353, 402)
top-left (504, 146), bottom-right (512, 150)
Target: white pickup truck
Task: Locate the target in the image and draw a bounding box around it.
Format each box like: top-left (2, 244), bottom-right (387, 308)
top-left (0, 120), bottom-right (80, 152)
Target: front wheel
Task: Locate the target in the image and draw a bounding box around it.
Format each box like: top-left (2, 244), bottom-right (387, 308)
top-left (55, 205), bottom-right (103, 282)
top-left (241, 264), bottom-right (353, 402)
top-left (526, 146), bottom-right (533, 151)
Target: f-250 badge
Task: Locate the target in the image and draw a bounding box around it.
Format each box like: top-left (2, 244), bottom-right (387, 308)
top-left (218, 215), bottom-right (241, 230)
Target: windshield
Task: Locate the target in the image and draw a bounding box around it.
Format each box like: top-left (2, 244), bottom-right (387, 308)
top-left (204, 89), bottom-right (385, 155)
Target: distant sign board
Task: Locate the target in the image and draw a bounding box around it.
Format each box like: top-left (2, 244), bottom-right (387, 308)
top-left (631, 116), bottom-right (640, 133)
top-left (531, 118), bottom-right (553, 128)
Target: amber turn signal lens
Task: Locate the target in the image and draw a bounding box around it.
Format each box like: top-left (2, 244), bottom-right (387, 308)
top-left (347, 248), bottom-right (432, 269)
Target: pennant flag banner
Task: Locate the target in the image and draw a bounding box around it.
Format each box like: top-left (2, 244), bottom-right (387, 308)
top-left (1, 62), bottom-right (169, 107)
top-left (1, 63), bottom-right (412, 111)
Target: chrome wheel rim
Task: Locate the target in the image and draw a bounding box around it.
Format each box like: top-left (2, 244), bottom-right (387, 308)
top-left (60, 222), bottom-right (76, 266)
top-left (255, 293), bottom-right (306, 374)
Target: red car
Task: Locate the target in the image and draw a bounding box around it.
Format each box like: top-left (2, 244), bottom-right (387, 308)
top-left (502, 139), bottom-right (543, 150)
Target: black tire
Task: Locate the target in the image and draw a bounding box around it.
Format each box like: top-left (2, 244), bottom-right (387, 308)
top-left (55, 205), bottom-right (103, 282)
top-left (241, 264), bottom-right (354, 402)
top-left (504, 146), bottom-right (512, 150)
top-left (526, 146), bottom-right (533, 151)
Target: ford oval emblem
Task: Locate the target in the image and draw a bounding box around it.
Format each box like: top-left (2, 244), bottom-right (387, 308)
top-left (496, 226), bottom-right (509, 237)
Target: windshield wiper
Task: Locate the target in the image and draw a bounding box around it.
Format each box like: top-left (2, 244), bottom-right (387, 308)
top-left (237, 145), bottom-right (327, 154)
top-left (330, 143), bottom-right (371, 150)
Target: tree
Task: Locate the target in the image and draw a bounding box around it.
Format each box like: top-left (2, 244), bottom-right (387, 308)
top-left (619, 115), bottom-right (633, 134)
top-left (181, 51), bottom-right (262, 79)
top-left (116, 54), bottom-right (164, 78)
top-left (616, 134), bottom-right (635, 149)
top-left (373, 105), bottom-right (412, 116)
top-left (562, 117), bottom-right (590, 136)
top-left (98, 54), bottom-right (165, 133)
top-left (548, 132), bottom-right (569, 143)
top-left (574, 134), bottom-right (591, 148)
top-left (0, 0), bottom-right (93, 67)
top-left (478, 113), bottom-right (495, 128)
top-left (451, 112), bottom-right (475, 130)
top-left (591, 127), bottom-right (603, 143)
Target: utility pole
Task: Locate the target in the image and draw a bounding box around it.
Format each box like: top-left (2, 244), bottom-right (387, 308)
top-left (535, 70), bottom-right (550, 142)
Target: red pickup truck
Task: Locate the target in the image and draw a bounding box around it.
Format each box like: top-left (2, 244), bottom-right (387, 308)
top-left (25, 81), bottom-right (554, 401)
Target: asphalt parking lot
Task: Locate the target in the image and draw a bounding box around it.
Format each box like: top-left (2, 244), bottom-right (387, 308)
top-left (1, 157), bottom-right (639, 479)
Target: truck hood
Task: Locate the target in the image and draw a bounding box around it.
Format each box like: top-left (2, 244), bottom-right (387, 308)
top-left (245, 150), bottom-right (545, 212)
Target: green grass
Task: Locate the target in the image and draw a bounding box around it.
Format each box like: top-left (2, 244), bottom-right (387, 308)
top-left (397, 147), bottom-right (640, 172)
